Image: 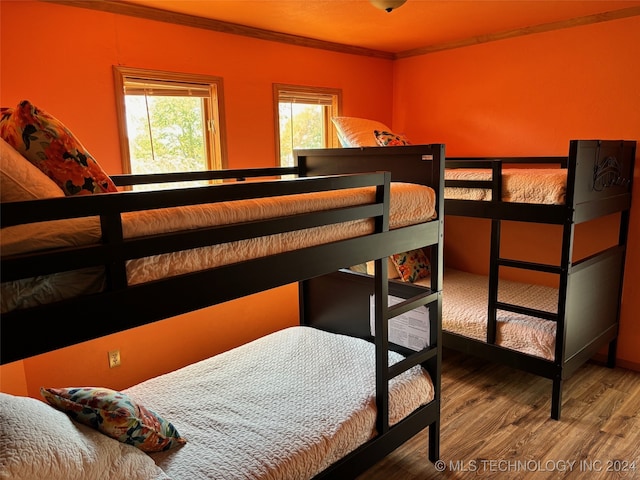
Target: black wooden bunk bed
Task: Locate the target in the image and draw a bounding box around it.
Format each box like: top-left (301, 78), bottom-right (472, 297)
top-left (303, 121), bottom-right (634, 422)
top-left (0, 145), bottom-right (444, 479)
top-left (439, 139), bottom-right (636, 420)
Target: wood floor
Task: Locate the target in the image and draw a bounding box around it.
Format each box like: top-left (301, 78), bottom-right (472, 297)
top-left (358, 349), bottom-right (640, 479)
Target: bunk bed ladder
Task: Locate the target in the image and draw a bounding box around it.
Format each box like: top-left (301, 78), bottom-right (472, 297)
top-left (487, 214), bottom-right (573, 420)
top-left (372, 257), bottom-right (441, 461)
top-left (391, 290), bottom-right (442, 463)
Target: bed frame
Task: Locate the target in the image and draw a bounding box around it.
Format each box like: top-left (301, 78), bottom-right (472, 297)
top-left (295, 145), bottom-right (445, 476)
top-left (443, 139), bottom-right (636, 420)
top-left (0, 144), bottom-right (444, 479)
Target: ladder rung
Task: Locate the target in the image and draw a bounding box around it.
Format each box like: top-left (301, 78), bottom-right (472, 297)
top-left (497, 258), bottom-right (563, 274)
top-left (495, 301), bottom-right (558, 322)
top-left (388, 346), bottom-right (437, 379)
top-left (388, 290), bottom-right (437, 320)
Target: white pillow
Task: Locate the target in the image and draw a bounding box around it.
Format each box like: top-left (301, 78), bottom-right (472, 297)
top-left (0, 392), bottom-right (169, 480)
top-left (331, 116), bottom-right (392, 147)
top-left (0, 137), bottom-right (65, 202)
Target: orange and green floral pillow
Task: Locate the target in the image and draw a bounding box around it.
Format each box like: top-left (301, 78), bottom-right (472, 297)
top-left (0, 100), bottom-right (117, 196)
top-left (374, 129), bottom-right (411, 147)
top-left (41, 386), bottom-right (186, 453)
top-left (390, 248), bottom-right (430, 282)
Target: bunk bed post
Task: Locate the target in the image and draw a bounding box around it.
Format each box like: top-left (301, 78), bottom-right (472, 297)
top-left (607, 146), bottom-right (635, 368)
top-left (486, 161), bottom-right (502, 345)
top-left (487, 219), bottom-right (501, 345)
top-left (549, 223), bottom-right (574, 421)
top-left (374, 174), bottom-right (391, 435)
top-left (551, 377), bottom-right (562, 420)
top-left (427, 145), bottom-right (444, 461)
top-left (374, 256), bottom-right (391, 434)
top-left (606, 339), bottom-right (618, 368)
top-left (429, 291), bottom-right (443, 462)
top-left (606, 184), bottom-right (626, 368)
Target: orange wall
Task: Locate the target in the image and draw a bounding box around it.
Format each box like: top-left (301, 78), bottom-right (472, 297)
top-left (5, 285), bottom-right (300, 399)
top-left (0, 1), bottom-right (394, 173)
top-left (1, 1), bottom-right (639, 398)
top-left (0, 0), bottom-right (395, 397)
top-left (393, 16), bottom-right (640, 370)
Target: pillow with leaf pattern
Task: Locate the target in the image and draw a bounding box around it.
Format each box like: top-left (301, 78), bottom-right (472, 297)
top-left (41, 386), bottom-right (185, 453)
top-left (390, 248), bottom-right (430, 282)
top-left (374, 129), bottom-right (411, 146)
top-left (0, 100), bottom-right (117, 195)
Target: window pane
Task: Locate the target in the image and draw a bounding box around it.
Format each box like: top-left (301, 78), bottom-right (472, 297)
top-left (113, 66), bottom-right (227, 189)
top-left (274, 84), bottom-right (341, 168)
top-left (279, 103), bottom-right (324, 167)
top-left (126, 95), bottom-right (206, 175)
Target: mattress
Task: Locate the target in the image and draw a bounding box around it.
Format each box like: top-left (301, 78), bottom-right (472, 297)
top-left (445, 168), bottom-right (566, 204)
top-left (1, 182), bottom-right (436, 312)
top-left (417, 269), bottom-right (557, 360)
top-left (124, 326), bottom-right (435, 480)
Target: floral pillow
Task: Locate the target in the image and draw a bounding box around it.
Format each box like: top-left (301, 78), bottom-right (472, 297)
top-left (0, 100), bottom-right (118, 196)
top-left (41, 386), bottom-right (186, 453)
top-left (390, 248), bottom-right (430, 282)
top-left (374, 129), bottom-right (411, 146)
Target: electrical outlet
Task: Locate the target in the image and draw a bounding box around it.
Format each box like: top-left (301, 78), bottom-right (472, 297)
top-left (108, 350), bottom-right (121, 368)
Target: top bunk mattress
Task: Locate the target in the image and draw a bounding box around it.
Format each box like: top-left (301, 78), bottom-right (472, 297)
top-left (125, 326), bottom-right (435, 480)
top-left (445, 168), bottom-right (566, 204)
top-left (1, 182), bottom-right (436, 312)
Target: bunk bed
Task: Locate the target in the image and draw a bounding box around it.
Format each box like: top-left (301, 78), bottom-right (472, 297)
top-left (0, 144), bottom-right (444, 480)
top-left (437, 139), bottom-right (636, 420)
top-left (329, 118), bottom-right (635, 420)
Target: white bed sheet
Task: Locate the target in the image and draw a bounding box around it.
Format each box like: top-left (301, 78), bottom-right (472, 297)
top-left (1, 182), bottom-right (436, 312)
top-left (417, 269), bottom-right (557, 360)
top-left (445, 168), bottom-right (566, 205)
top-left (124, 326), bottom-right (435, 480)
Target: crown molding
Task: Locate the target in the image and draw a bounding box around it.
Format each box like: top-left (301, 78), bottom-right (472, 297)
top-left (396, 5), bottom-right (640, 58)
top-left (40, 0), bottom-right (395, 60)
top-left (41, 1), bottom-right (640, 60)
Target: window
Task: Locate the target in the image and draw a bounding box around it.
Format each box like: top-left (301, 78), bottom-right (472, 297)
top-left (113, 67), bottom-right (227, 188)
top-left (274, 84), bottom-right (342, 167)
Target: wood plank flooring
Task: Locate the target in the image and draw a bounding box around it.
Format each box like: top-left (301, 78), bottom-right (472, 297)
top-left (357, 349), bottom-right (640, 479)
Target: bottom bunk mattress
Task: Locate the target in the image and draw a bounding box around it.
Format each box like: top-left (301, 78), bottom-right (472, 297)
top-left (123, 326), bottom-right (435, 479)
top-left (417, 269), bottom-right (558, 361)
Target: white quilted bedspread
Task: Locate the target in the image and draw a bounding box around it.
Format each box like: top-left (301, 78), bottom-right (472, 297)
top-left (0, 393), bottom-right (169, 480)
top-left (418, 269), bottom-right (558, 360)
top-left (445, 168), bottom-right (566, 204)
top-left (124, 326), bottom-right (435, 480)
top-left (1, 183), bottom-right (435, 312)
top-left (124, 182), bottom-right (435, 285)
